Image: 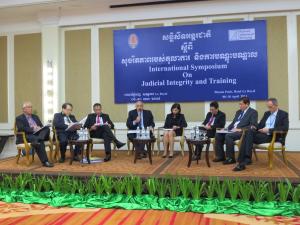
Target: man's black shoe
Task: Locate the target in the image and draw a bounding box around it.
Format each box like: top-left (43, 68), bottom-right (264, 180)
top-left (233, 164), bottom-right (246, 171)
top-left (43, 161), bottom-right (54, 167)
top-left (73, 155), bottom-right (80, 161)
top-left (223, 158), bottom-right (236, 165)
top-left (192, 155), bottom-right (200, 161)
top-left (104, 155), bottom-right (111, 162)
top-left (116, 142), bottom-right (126, 149)
top-left (212, 158), bottom-right (225, 162)
top-left (136, 155), bottom-right (143, 159)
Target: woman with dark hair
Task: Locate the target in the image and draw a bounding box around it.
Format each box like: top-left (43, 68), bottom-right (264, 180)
top-left (162, 103), bottom-right (187, 158)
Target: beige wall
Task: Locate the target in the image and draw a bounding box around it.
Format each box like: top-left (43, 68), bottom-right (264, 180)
top-left (99, 27), bottom-right (128, 122)
top-left (255, 16), bottom-right (288, 117)
top-left (14, 33), bottom-right (42, 118)
top-left (65, 29), bottom-right (91, 119)
top-left (0, 36), bottom-right (8, 123)
top-left (297, 15), bottom-right (300, 120)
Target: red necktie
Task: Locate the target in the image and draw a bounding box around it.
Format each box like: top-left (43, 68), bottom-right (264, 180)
top-left (96, 115), bottom-right (100, 124)
top-left (207, 115), bottom-right (214, 126)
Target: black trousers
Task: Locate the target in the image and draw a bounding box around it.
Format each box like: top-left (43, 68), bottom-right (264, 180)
top-left (215, 132), bottom-right (242, 160)
top-left (57, 131), bottom-right (80, 159)
top-left (238, 130), bottom-right (272, 165)
top-left (91, 126), bottom-right (117, 154)
top-left (25, 128), bottom-right (50, 163)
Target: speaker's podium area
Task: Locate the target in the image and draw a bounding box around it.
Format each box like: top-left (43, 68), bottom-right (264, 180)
top-left (0, 0), bottom-right (300, 224)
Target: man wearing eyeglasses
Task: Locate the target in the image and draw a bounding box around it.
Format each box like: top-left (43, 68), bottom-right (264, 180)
top-left (53, 103), bottom-right (82, 163)
top-left (233, 98), bottom-right (289, 171)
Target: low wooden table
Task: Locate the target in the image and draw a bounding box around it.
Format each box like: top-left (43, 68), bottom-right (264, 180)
top-left (186, 138), bottom-right (211, 168)
top-left (132, 138), bottom-right (156, 164)
top-left (68, 139), bottom-right (92, 165)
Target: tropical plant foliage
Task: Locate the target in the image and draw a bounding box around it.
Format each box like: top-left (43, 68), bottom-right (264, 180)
top-left (0, 173), bottom-right (299, 203)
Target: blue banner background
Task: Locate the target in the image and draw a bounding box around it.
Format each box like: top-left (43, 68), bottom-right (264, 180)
top-left (113, 20), bottom-right (268, 103)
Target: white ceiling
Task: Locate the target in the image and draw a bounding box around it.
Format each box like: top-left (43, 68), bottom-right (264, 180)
top-left (0, 0), bottom-right (300, 29)
top-left (0, 0), bottom-right (170, 24)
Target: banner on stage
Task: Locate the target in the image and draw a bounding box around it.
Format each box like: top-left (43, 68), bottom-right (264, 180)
top-left (113, 20), bottom-right (268, 103)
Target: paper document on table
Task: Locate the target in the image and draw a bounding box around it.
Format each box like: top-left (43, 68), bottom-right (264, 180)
top-left (128, 130), bottom-right (139, 134)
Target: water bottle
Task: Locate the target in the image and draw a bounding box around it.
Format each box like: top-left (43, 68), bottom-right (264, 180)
top-left (84, 128), bottom-right (89, 140)
top-left (141, 128), bottom-right (146, 139)
top-left (138, 127), bottom-right (142, 139)
top-left (78, 128), bottom-right (83, 140)
top-left (195, 126), bottom-right (200, 140)
top-left (203, 129), bottom-right (207, 139)
top-left (190, 129), bottom-right (195, 139)
top-left (146, 127), bottom-right (150, 139)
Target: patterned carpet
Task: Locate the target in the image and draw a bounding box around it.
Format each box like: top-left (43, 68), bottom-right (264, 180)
top-left (0, 150), bottom-right (299, 181)
top-left (0, 201), bottom-right (299, 225)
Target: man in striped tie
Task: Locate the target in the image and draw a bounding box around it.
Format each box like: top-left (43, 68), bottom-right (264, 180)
top-left (214, 97), bottom-right (258, 165)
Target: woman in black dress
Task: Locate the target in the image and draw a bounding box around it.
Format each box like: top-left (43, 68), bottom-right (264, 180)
top-left (162, 103), bottom-right (187, 158)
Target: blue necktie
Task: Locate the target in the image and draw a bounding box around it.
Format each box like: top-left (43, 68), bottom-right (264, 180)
top-left (238, 111), bottom-right (244, 121)
top-left (138, 111), bottom-right (142, 129)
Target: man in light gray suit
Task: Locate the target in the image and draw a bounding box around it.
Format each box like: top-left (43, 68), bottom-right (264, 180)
top-left (214, 97), bottom-right (258, 165)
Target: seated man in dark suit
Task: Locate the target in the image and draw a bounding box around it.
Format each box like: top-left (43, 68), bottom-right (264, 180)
top-left (214, 97), bottom-right (258, 164)
top-left (126, 100), bottom-right (155, 159)
top-left (53, 103), bottom-right (81, 163)
top-left (193, 101), bottom-right (226, 160)
top-left (15, 101), bottom-right (53, 167)
top-left (84, 103), bottom-right (125, 162)
top-left (233, 98), bottom-right (289, 171)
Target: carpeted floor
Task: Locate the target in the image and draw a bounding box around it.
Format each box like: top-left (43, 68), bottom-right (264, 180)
top-left (0, 150), bottom-right (299, 181)
top-left (0, 201), bottom-right (299, 225)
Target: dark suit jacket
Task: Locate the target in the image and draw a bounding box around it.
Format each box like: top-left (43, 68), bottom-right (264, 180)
top-left (228, 107), bottom-right (258, 130)
top-left (53, 112), bottom-right (77, 133)
top-left (84, 113), bottom-right (114, 129)
top-left (257, 109), bottom-right (289, 134)
top-left (126, 109), bottom-right (155, 139)
top-left (164, 113), bottom-right (187, 136)
top-left (202, 110), bottom-right (226, 137)
top-left (15, 114), bottom-right (43, 144)
top-left (84, 113), bottom-right (114, 138)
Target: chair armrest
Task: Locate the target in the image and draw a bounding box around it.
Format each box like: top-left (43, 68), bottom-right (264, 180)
top-left (180, 129), bottom-right (185, 142)
top-left (273, 131), bottom-right (288, 135)
top-left (157, 127), bottom-right (162, 137)
top-left (236, 128), bottom-right (248, 148)
top-left (271, 130), bottom-right (288, 146)
top-left (15, 131), bottom-right (29, 145)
